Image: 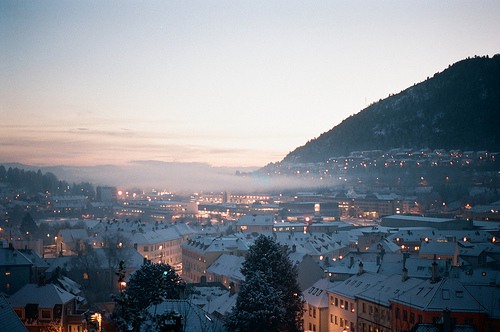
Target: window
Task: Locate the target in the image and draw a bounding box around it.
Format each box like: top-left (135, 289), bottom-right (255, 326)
top-left (369, 305), bottom-right (373, 314)
top-left (335, 297), bottom-right (339, 307)
top-left (362, 303), bottom-right (366, 313)
top-left (345, 301), bottom-right (349, 311)
top-left (143, 246), bottom-right (149, 252)
top-left (335, 316), bottom-right (338, 325)
top-left (410, 312), bottom-right (415, 324)
top-left (340, 318), bottom-right (344, 327)
top-left (418, 315), bottom-right (423, 323)
top-left (403, 310), bottom-right (408, 322)
top-left (309, 306), bottom-right (312, 317)
top-left (41, 309), bottom-right (51, 319)
top-left (396, 308), bottom-right (400, 319)
top-left (330, 314), bottom-right (334, 323)
top-left (313, 307), bottom-right (316, 318)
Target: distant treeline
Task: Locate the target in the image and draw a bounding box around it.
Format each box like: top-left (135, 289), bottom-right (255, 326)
top-left (0, 165), bottom-right (95, 198)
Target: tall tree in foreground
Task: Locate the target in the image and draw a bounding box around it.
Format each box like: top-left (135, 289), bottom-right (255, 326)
top-left (225, 235), bottom-right (304, 332)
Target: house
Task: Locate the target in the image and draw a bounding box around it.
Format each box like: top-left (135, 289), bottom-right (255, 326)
top-left (356, 273), bottom-right (423, 332)
top-left (389, 278), bottom-right (488, 332)
top-left (181, 235), bottom-right (248, 283)
top-left (236, 214), bottom-right (274, 233)
top-left (206, 254), bottom-right (245, 291)
top-left (326, 268), bottom-right (387, 332)
top-left (0, 245), bottom-right (32, 295)
top-left (303, 278), bottom-right (330, 332)
top-left (0, 294), bottom-right (28, 332)
top-left (55, 229), bottom-right (89, 256)
top-left (9, 283), bottom-right (85, 332)
top-left (144, 299), bottom-right (226, 332)
top-left (419, 241), bottom-right (459, 266)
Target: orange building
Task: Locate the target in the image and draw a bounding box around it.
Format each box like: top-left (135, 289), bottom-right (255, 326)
top-left (390, 278), bottom-right (488, 332)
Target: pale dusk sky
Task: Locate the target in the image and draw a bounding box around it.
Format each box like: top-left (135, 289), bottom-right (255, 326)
top-left (1, 1), bottom-right (500, 168)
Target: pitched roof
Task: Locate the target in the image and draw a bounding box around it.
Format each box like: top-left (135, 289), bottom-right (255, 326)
top-left (206, 254), bottom-right (245, 282)
top-left (0, 294), bottom-right (28, 332)
top-left (390, 278), bottom-right (487, 313)
top-left (303, 278), bottom-right (330, 308)
top-left (9, 283), bottom-right (75, 308)
top-left (0, 248), bottom-right (32, 267)
top-left (357, 274), bottom-right (424, 306)
top-left (146, 299), bottom-right (226, 332)
top-left (328, 272), bottom-right (387, 299)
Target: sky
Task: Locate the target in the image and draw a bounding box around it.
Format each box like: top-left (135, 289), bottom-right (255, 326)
top-left (1, 1), bottom-right (500, 170)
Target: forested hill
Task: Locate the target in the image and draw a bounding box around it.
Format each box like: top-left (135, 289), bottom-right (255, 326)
top-left (281, 55), bottom-right (500, 164)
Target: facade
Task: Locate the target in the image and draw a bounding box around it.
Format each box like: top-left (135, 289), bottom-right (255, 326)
top-left (236, 214), bottom-right (274, 233)
top-left (181, 235), bottom-right (249, 283)
top-left (381, 215), bottom-right (473, 230)
top-left (356, 273), bottom-right (423, 332)
top-left (0, 246), bottom-right (32, 295)
top-left (9, 283), bottom-right (84, 332)
top-left (326, 269), bottom-right (387, 332)
top-left (206, 254), bottom-right (245, 291)
top-left (303, 278), bottom-right (330, 332)
top-left (390, 278), bottom-right (488, 332)
top-left (133, 227), bottom-right (191, 273)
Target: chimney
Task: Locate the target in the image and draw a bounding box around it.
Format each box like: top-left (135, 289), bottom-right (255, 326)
top-left (358, 261), bottom-right (364, 275)
top-left (431, 259), bottom-right (439, 283)
top-left (292, 244), bottom-right (296, 253)
top-left (376, 255), bottom-right (381, 266)
top-left (402, 267), bottom-right (408, 282)
top-left (442, 309), bottom-right (452, 332)
top-left (350, 256), bottom-right (354, 268)
top-left (229, 282), bottom-right (235, 295)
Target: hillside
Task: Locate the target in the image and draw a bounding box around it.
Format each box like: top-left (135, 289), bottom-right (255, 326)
top-left (281, 55), bottom-right (500, 164)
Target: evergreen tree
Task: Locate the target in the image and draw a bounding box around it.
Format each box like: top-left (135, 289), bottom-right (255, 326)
top-left (113, 262), bottom-right (185, 331)
top-left (225, 235), bottom-right (304, 332)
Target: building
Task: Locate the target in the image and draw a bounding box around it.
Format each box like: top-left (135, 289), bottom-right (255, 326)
top-left (96, 186), bottom-right (117, 202)
top-left (9, 283), bottom-right (85, 332)
top-left (381, 215), bottom-right (473, 230)
top-left (356, 273), bottom-right (423, 332)
top-left (390, 278), bottom-right (488, 332)
top-left (181, 235), bottom-right (249, 283)
top-left (0, 245), bottom-right (32, 295)
top-left (303, 278), bottom-right (330, 332)
top-left (326, 268), bottom-right (387, 332)
top-left (206, 254), bottom-right (245, 291)
top-left (0, 294), bottom-right (28, 332)
top-left (236, 214), bottom-right (274, 233)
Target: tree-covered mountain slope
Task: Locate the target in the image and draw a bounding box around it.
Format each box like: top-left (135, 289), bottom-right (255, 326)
top-left (281, 55), bottom-right (500, 164)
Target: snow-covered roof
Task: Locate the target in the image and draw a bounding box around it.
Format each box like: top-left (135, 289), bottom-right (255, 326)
top-left (237, 214), bottom-right (274, 226)
top-left (419, 241), bottom-right (457, 256)
top-left (145, 300), bottom-right (226, 332)
top-left (303, 278), bottom-right (330, 308)
top-left (357, 274), bottom-right (423, 306)
top-left (207, 254), bottom-right (245, 282)
top-left (390, 278), bottom-right (487, 313)
top-left (0, 247), bottom-right (32, 267)
top-left (9, 283), bottom-right (75, 308)
top-left (0, 294), bottom-right (28, 332)
top-left (203, 291), bottom-right (237, 317)
top-left (59, 228), bottom-right (88, 241)
top-left (328, 272), bottom-right (387, 299)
